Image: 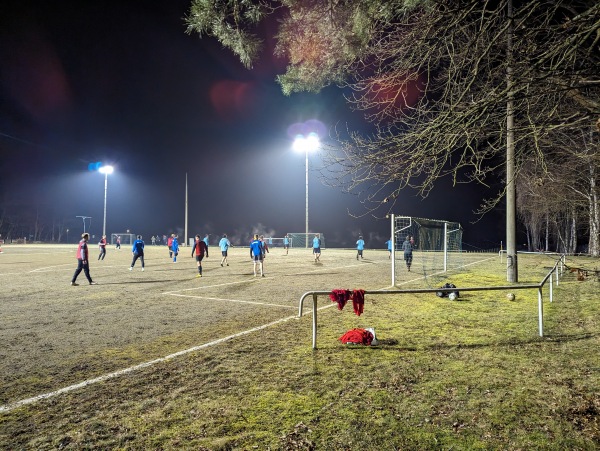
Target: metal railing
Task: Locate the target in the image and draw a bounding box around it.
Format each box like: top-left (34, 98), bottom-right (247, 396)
top-left (298, 256), bottom-right (564, 349)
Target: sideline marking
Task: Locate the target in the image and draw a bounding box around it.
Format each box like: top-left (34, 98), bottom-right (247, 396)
top-left (167, 293), bottom-right (296, 309)
top-left (30, 263), bottom-right (74, 273)
top-left (0, 312), bottom-right (302, 414)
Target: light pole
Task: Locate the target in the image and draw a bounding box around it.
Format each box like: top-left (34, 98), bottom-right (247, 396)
top-left (99, 165), bottom-right (114, 238)
top-left (293, 132), bottom-right (320, 248)
top-left (76, 216), bottom-right (92, 234)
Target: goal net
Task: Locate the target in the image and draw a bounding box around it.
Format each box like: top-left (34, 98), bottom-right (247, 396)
top-left (287, 233), bottom-right (326, 249)
top-left (262, 237), bottom-right (289, 248)
top-left (390, 215), bottom-right (463, 286)
top-left (110, 233), bottom-right (136, 246)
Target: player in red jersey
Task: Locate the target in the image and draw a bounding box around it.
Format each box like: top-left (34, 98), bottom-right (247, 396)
top-left (71, 233), bottom-right (97, 286)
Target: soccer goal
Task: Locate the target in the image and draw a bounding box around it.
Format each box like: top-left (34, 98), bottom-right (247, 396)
top-left (390, 215), bottom-right (462, 286)
top-left (287, 233), bottom-right (325, 248)
top-left (262, 237), bottom-right (288, 248)
top-left (110, 233), bottom-right (136, 246)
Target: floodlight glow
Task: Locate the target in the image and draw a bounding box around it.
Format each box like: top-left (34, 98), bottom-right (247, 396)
top-left (293, 133), bottom-right (320, 153)
top-left (99, 165), bottom-right (114, 174)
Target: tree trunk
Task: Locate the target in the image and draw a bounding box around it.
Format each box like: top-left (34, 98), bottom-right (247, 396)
top-left (569, 213), bottom-right (577, 254)
top-left (589, 160), bottom-right (599, 256)
top-left (545, 211), bottom-right (549, 252)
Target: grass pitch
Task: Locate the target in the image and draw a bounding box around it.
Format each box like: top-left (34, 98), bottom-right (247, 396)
top-left (0, 244), bottom-right (598, 449)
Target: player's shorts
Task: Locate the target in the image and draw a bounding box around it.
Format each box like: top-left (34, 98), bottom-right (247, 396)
top-left (195, 255), bottom-right (204, 262)
top-left (252, 254), bottom-right (263, 261)
top-left (284, 245), bottom-right (289, 249)
top-left (313, 247), bottom-right (321, 254)
top-left (221, 250), bottom-right (228, 257)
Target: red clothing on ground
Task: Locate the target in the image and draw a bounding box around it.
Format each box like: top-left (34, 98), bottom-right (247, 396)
top-left (339, 328), bottom-right (374, 345)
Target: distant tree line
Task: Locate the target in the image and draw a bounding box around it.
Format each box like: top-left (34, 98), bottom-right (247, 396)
top-left (0, 202), bottom-right (71, 243)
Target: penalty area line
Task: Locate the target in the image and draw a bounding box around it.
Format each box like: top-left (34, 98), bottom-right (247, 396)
top-left (0, 313), bottom-right (301, 414)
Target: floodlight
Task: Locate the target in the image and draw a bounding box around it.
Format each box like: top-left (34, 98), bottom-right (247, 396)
top-left (99, 165), bottom-right (114, 174)
top-left (293, 133), bottom-right (320, 153)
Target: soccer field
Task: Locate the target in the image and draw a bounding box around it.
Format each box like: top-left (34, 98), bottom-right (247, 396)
top-left (0, 244), bottom-right (405, 408)
top-left (2, 245), bottom-right (597, 450)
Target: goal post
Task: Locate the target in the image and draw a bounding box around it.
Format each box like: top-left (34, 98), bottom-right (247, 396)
top-left (110, 233), bottom-right (136, 246)
top-left (286, 233), bottom-right (325, 249)
top-left (390, 214), bottom-right (463, 286)
top-left (262, 237), bottom-right (286, 247)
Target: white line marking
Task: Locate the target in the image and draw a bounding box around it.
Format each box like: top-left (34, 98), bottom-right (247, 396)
top-left (0, 254), bottom-right (496, 413)
top-left (284, 260), bottom-right (380, 276)
top-left (30, 263), bottom-right (74, 273)
top-left (0, 312), bottom-right (301, 414)
top-left (167, 293), bottom-right (295, 309)
top-left (161, 278), bottom-right (255, 295)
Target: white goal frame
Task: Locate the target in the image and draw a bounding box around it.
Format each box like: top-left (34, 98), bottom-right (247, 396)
top-left (390, 214), bottom-right (463, 286)
top-left (110, 233), bottom-right (136, 246)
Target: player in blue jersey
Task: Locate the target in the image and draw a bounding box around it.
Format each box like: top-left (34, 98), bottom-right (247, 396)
top-left (259, 235), bottom-right (269, 258)
top-left (129, 235), bottom-right (145, 271)
top-left (250, 234), bottom-right (264, 277)
top-left (219, 234), bottom-right (231, 267)
top-left (385, 238), bottom-right (393, 259)
top-left (313, 234), bottom-right (321, 262)
top-left (356, 236), bottom-right (365, 260)
top-left (172, 235), bottom-right (180, 263)
top-left (283, 234), bottom-right (290, 255)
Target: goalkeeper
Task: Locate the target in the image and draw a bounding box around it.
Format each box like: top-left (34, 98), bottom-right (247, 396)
top-left (402, 236), bottom-right (413, 271)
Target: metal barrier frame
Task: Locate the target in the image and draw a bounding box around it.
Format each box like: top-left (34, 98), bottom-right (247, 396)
top-left (298, 256), bottom-right (564, 349)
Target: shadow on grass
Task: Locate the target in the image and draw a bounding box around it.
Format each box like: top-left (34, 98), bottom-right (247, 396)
top-left (339, 332), bottom-right (596, 351)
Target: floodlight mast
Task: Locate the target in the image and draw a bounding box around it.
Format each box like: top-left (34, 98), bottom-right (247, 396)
top-left (293, 133), bottom-right (320, 248)
top-left (76, 216), bottom-right (92, 234)
top-left (98, 165), bottom-right (114, 237)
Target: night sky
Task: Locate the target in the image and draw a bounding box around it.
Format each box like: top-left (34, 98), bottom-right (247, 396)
top-left (0, 0), bottom-right (505, 248)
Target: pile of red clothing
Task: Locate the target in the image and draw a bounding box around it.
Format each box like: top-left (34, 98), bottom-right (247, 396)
top-left (338, 328), bottom-right (374, 345)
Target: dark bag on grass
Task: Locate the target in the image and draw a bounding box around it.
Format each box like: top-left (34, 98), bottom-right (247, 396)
top-left (436, 283), bottom-right (459, 298)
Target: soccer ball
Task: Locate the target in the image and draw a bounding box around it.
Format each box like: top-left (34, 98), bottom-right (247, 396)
top-left (448, 292), bottom-right (458, 301)
top-left (506, 293), bottom-right (516, 301)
